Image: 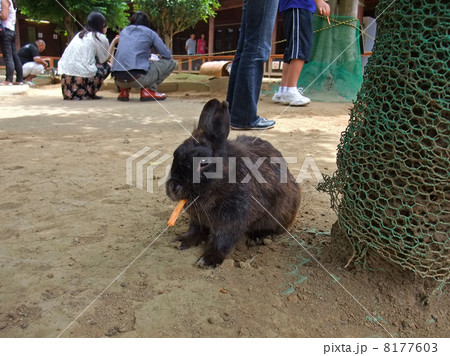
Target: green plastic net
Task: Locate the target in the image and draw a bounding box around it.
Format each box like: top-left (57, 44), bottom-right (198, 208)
top-left (318, 0), bottom-right (450, 283)
top-left (265, 15), bottom-right (364, 102)
top-left (298, 15), bottom-right (363, 102)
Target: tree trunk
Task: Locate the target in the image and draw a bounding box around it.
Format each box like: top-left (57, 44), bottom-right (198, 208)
top-left (64, 14), bottom-right (78, 41)
top-left (327, 0), bottom-right (338, 15)
top-left (339, 0), bottom-right (359, 17)
top-left (337, 0), bottom-right (361, 62)
top-left (164, 33), bottom-right (173, 51)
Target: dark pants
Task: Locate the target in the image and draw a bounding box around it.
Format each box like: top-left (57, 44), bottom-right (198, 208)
top-left (1, 29), bottom-right (23, 83)
top-left (226, 0), bottom-right (279, 127)
top-left (115, 59), bottom-right (176, 91)
top-left (282, 8), bottom-right (313, 63)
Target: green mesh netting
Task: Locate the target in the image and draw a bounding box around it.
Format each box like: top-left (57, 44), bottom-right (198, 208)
top-left (318, 0), bottom-right (450, 283)
top-left (298, 15), bottom-right (363, 102)
top-left (266, 15), bottom-right (364, 102)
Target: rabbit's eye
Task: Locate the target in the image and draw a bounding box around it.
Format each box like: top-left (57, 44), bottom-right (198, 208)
top-left (200, 158), bottom-right (209, 168)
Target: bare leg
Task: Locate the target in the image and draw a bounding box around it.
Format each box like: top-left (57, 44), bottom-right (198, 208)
top-left (24, 75), bottom-right (36, 82)
top-left (282, 59), bottom-right (305, 87)
top-left (280, 62), bottom-right (289, 87)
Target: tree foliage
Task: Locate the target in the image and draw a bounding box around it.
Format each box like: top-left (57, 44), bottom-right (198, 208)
top-left (17, 0), bottom-right (129, 40)
top-left (134, 0), bottom-right (220, 49)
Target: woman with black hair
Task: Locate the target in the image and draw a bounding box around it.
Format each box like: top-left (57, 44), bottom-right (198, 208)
top-left (58, 11), bottom-right (119, 100)
top-left (112, 11), bottom-right (176, 101)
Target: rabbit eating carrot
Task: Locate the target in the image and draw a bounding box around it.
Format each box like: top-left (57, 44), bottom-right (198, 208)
top-left (166, 99), bottom-right (301, 268)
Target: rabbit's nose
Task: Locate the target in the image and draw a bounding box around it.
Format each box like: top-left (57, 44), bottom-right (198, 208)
top-left (174, 184), bottom-right (183, 195)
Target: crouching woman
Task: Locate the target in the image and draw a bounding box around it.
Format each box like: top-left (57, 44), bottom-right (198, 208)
top-left (112, 11), bottom-right (176, 101)
top-left (58, 12), bottom-right (118, 100)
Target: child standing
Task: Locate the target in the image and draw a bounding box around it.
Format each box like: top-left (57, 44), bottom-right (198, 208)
top-left (273, 0), bottom-right (330, 106)
top-left (197, 33), bottom-right (207, 54)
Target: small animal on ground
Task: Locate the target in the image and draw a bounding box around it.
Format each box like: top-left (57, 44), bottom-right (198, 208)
top-left (166, 99), bottom-right (301, 268)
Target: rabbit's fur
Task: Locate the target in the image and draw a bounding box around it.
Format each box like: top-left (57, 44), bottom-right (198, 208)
top-left (166, 99), bottom-right (300, 268)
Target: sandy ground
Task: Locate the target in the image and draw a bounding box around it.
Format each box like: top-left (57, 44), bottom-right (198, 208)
top-left (0, 85), bottom-right (448, 338)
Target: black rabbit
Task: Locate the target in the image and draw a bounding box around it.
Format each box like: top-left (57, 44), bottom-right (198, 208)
top-left (166, 99), bottom-right (301, 268)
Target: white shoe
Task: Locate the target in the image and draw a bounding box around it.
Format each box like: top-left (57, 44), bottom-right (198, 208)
top-left (272, 91), bottom-right (283, 103)
top-left (280, 88), bottom-right (311, 106)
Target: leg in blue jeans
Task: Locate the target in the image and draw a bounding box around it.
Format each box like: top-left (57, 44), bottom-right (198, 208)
top-left (2, 30), bottom-right (24, 83)
top-left (226, 0), bottom-right (279, 127)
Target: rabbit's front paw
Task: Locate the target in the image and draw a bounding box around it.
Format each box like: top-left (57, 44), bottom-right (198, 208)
top-left (171, 231), bottom-right (207, 250)
top-left (196, 253), bottom-right (224, 269)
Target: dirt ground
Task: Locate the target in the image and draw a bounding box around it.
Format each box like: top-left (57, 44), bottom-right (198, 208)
top-left (0, 84), bottom-right (448, 338)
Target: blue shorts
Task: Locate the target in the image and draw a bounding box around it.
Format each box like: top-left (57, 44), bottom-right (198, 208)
top-left (282, 8), bottom-right (314, 63)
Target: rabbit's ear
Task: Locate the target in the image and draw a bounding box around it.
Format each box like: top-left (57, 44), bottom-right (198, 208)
top-left (195, 99), bottom-right (230, 147)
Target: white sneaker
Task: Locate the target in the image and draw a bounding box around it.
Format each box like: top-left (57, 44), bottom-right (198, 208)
top-left (272, 91), bottom-right (283, 103)
top-left (280, 88), bottom-right (311, 106)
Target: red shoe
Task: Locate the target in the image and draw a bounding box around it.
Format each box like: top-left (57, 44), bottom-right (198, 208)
top-left (140, 88), bottom-right (167, 101)
top-left (117, 87), bottom-right (130, 101)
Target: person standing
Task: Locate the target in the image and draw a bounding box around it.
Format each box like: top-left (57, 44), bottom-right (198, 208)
top-left (0, 0), bottom-right (23, 86)
top-left (197, 33), bottom-right (207, 54)
top-left (226, 0), bottom-right (279, 130)
top-left (58, 12), bottom-right (118, 100)
top-left (272, 0), bottom-right (330, 106)
top-left (185, 33), bottom-right (196, 55)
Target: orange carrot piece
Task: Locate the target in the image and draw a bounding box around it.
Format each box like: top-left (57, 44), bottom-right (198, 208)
top-left (327, 16), bottom-right (331, 25)
top-left (168, 199), bottom-right (187, 226)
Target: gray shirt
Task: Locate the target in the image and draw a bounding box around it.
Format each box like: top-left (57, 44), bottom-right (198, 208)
top-left (185, 38), bottom-right (196, 55)
top-left (112, 25), bottom-right (172, 73)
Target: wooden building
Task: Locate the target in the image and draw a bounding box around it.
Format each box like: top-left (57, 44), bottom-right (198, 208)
top-left (0, 14), bottom-right (67, 57)
top-left (16, 15), bottom-right (68, 57)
